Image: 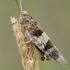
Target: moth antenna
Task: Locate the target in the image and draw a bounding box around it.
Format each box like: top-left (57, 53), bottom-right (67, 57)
top-left (20, 0), bottom-right (22, 12)
top-left (15, 0), bottom-right (22, 13)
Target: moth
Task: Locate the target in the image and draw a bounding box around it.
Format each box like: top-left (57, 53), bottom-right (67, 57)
top-left (15, 0), bottom-right (67, 67)
top-left (19, 11), bottom-right (67, 66)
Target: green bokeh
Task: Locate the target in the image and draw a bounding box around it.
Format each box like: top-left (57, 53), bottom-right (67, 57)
top-left (0, 0), bottom-right (70, 70)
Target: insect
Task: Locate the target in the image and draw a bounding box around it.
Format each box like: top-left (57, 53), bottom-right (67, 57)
top-left (15, 0), bottom-right (67, 67)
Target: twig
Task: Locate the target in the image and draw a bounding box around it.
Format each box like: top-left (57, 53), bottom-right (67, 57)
top-left (11, 17), bottom-right (39, 70)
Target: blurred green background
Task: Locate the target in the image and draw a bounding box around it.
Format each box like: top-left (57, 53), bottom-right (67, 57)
top-left (0, 0), bottom-right (70, 70)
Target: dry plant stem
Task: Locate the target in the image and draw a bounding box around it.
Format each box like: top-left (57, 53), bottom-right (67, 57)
top-left (11, 17), bottom-right (39, 70)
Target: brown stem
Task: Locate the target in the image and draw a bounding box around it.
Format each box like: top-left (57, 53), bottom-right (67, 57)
top-left (11, 17), bottom-right (39, 70)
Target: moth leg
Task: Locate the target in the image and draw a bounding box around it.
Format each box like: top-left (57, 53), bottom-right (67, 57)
top-left (26, 40), bottom-right (31, 44)
top-left (22, 37), bottom-right (32, 45)
top-left (23, 40), bottom-right (31, 45)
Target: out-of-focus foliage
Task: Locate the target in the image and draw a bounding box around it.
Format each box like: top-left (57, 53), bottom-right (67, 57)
top-left (0, 0), bottom-right (69, 70)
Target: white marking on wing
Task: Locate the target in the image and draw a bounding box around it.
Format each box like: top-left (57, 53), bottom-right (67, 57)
top-left (32, 36), bottom-right (45, 50)
top-left (42, 32), bottom-right (50, 44)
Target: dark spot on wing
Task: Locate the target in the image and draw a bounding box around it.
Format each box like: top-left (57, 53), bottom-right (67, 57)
top-left (34, 44), bottom-right (51, 61)
top-left (33, 29), bottom-right (43, 37)
top-left (44, 40), bottom-right (59, 60)
top-left (45, 40), bottom-right (54, 50)
top-left (52, 51), bottom-right (59, 59)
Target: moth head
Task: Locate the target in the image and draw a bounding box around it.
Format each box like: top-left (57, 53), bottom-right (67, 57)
top-left (19, 11), bottom-right (30, 25)
top-left (21, 11), bottom-right (28, 16)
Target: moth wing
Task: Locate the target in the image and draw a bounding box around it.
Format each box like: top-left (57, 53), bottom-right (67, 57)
top-left (40, 32), bottom-right (67, 66)
top-left (32, 32), bottom-right (67, 66)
